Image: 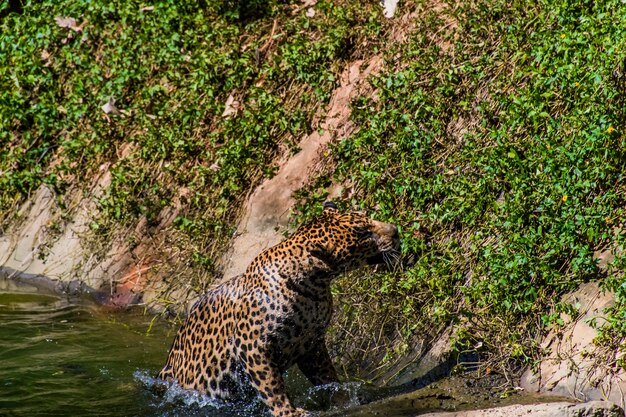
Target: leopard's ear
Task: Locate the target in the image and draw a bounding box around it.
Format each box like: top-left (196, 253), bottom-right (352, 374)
top-left (323, 201), bottom-right (338, 212)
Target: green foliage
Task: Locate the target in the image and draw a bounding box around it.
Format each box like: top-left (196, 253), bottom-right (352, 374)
top-left (298, 0), bottom-right (626, 374)
top-left (3, 0), bottom-right (626, 378)
top-left (0, 0), bottom-right (381, 283)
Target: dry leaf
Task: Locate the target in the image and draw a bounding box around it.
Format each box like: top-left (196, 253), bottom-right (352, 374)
top-left (291, 0), bottom-right (316, 15)
top-left (140, 6), bottom-right (154, 12)
top-left (55, 16), bottom-right (82, 32)
top-left (101, 97), bottom-right (120, 115)
top-left (222, 94), bottom-right (239, 118)
top-left (41, 50), bottom-right (52, 67)
top-left (381, 0), bottom-right (400, 18)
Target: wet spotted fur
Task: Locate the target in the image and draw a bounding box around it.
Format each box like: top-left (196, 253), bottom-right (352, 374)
top-left (158, 203), bottom-right (400, 417)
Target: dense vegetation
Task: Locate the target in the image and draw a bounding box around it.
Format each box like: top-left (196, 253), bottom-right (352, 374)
top-left (0, 0), bottom-right (382, 292)
top-left (297, 0), bottom-right (626, 379)
top-left (2, 0), bottom-right (625, 383)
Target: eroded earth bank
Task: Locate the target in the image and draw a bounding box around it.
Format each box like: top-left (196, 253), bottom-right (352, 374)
top-left (2, 0), bottom-right (626, 416)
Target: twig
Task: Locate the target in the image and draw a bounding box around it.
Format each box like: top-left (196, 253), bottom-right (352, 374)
top-left (259, 19), bottom-right (278, 53)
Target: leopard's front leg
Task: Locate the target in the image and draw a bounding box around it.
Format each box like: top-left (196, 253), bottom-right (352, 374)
top-left (297, 340), bottom-right (339, 386)
top-left (238, 347), bottom-right (309, 417)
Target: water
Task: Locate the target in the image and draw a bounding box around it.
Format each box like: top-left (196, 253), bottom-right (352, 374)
top-left (0, 277), bottom-right (359, 417)
top-left (0, 278), bottom-right (178, 416)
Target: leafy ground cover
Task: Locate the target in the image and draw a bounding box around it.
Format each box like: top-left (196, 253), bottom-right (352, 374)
top-left (296, 0), bottom-right (626, 380)
top-left (2, 0), bottom-right (626, 384)
top-left (0, 0), bottom-right (382, 292)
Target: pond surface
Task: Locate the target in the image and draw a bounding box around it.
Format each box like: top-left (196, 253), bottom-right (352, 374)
top-left (0, 276), bottom-right (356, 417)
top-left (0, 276), bottom-right (177, 416)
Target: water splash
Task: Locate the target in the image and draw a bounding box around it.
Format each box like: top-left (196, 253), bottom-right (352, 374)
top-left (293, 381), bottom-right (367, 414)
top-left (133, 370), bottom-right (269, 417)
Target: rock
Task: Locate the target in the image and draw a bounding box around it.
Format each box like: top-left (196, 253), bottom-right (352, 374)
top-left (520, 282), bottom-right (626, 410)
top-left (0, 166), bottom-right (191, 308)
top-left (418, 401), bottom-right (623, 417)
top-left (593, 247), bottom-right (616, 272)
top-left (0, 185), bottom-right (92, 283)
top-left (381, 328), bottom-right (454, 387)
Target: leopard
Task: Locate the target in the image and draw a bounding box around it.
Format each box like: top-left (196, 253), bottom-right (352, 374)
top-left (157, 202), bottom-right (400, 417)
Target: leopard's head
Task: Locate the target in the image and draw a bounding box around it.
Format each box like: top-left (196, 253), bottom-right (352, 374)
top-left (296, 202), bottom-right (400, 272)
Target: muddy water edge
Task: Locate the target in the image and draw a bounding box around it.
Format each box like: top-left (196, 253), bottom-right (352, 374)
top-left (0, 273), bottom-right (571, 417)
